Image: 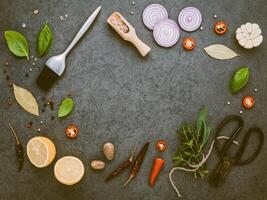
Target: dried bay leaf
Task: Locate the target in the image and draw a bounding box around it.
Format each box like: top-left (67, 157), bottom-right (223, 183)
top-left (13, 84), bottom-right (39, 116)
top-left (204, 44), bottom-right (238, 60)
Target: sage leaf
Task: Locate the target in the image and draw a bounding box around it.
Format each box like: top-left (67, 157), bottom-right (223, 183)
top-left (37, 22), bottom-right (53, 57)
top-left (13, 84), bottom-right (39, 116)
top-left (204, 44), bottom-right (238, 60)
top-left (58, 97), bottom-right (74, 118)
top-left (230, 67), bottom-right (250, 93)
top-left (4, 31), bottom-right (29, 59)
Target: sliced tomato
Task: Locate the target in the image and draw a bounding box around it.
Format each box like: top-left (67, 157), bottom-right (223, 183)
top-left (214, 21), bottom-right (227, 35)
top-left (242, 96), bottom-right (254, 109)
top-left (156, 140), bottom-right (167, 152)
top-left (65, 124), bottom-right (79, 138)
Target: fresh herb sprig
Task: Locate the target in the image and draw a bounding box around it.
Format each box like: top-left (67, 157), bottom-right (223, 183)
top-left (173, 107), bottom-right (211, 179)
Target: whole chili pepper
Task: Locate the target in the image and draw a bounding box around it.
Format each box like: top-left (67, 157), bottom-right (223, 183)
top-left (149, 157), bottom-right (165, 187)
top-left (8, 123), bottom-right (24, 172)
top-left (105, 145), bottom-right (137, 182)
top-left (122, 142), bottom-right (150, 188)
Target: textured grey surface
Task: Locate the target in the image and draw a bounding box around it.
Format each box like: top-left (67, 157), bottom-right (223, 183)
top-left (0, 0), bottom-right (266, 200)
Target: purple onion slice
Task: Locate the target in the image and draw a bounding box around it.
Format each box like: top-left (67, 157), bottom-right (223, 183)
top-left (153, 19), bottom-right (180, 47)
top-left (142, 4), bottom-right (168, 30)
top-left (178, 7), bottom-right (202, 32)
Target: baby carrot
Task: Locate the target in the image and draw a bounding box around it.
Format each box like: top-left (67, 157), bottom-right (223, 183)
top-left (149, 157), bottom-right (164, 187)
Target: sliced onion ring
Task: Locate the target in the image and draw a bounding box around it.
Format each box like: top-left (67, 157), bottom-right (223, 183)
top-left (178, 7), bottom-right (202, 32)
top-left (153, 19), bottom-right (180, 47)
top-left (142, 4), bottom-right (168, 30)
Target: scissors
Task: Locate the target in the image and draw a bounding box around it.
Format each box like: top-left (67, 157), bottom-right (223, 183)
top-left (210, 115), bottom-right (264, 187)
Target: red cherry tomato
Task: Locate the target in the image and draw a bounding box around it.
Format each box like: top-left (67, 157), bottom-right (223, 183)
top-left (214, 21), bottom-right (227, 35)
top-left (65, 124), bottom-right (79, 138)
top-left (183, 37), bottom-right (196, 50)
top-left (242, 96), bottom-right (254, 109)
top-left (156, 140), bottom-right (167, 152)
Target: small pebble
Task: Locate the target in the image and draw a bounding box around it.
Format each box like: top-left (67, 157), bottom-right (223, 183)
top-left (5, 62), bottom-right (9, 66)
top-left (239, 110), bottom-right (243, 114)
top-left (213, 14), bottom-right (217, 19)
top-left (65, 14), bottom-right (68, 18)
top-left (40, 121), bottom-right (43, 124)
top-left (130, 11), bottom-right (134, 15)
top-left (254, 88), bottom-right (258, 92)
top-left (200, 26), bottom-right (204, 30)
top-left (31, 56), bottom-right (34, 59)
top-left (34, 57), bottom-right (38, 61)
top-left (60, 16), bottom-right (64, 21)
top-left (131, 1), bottom-right (135, 5)
top-left (29, 68), bottom-right (33, 71)
top-left (227, 101), bottom-right (231, 105)
top-left (32, 62), bottom-right (36, 66)
top-left (38, 128), bottom-right (41, 132)
top-left (33, 9), bottom-right (39, 15)
top-left (22, 23), bottom-right (26, 28)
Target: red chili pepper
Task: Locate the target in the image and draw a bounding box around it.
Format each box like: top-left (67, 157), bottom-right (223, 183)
top-left (183, 37), bottom-right (196, 50)
top-left (156, 140), bottom-right (167, 152)
top-left (149, 157), bottom-right (165, 187)
top-left (214, 21), bottom-right (227, 35)
top-left (65, 124), bottom-right (79, 138)
top-left (242, 96), bottom-right (254, 109)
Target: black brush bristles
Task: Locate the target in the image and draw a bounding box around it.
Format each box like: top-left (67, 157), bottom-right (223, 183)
top-left (36, 66), bottom-right (60, 91)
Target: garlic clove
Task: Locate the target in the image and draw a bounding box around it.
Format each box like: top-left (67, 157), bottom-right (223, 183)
top-left (251, 28), bottom-right (261, 38)
top-left (239, 38), bottom-right (247, 46)
top-left (244, 40), bottom-right (253, 49)
top-left (236, 28), bottom-right (242, 34)
top-left (252, 35), bottom-right (263, 47)
top-left (241, 24), bottom-right (247, 33)
top-left (245, 22), bottom-right (252, 33)
top-left (252, 23), bottom-right (259, 31)
top-left (236, 33), bottom-right (245, 40)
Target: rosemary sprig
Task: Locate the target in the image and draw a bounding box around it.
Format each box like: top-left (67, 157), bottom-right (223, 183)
top-left (172, 107), bottom-right (211, 179)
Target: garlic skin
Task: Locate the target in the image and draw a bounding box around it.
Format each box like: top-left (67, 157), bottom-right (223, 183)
top-left (236, 23), bottom-right (263, 49)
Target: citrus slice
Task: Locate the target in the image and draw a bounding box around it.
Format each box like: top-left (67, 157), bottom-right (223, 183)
top-left (27, 136), bottom-right (56, 168)
top-left (54, 156), bottom-right (85, 185)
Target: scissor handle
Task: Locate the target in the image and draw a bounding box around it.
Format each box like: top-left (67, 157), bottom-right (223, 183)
top-left (215, 115), bottom-right (244, 159)
top-left (235, 127), bottom-right (264, 166)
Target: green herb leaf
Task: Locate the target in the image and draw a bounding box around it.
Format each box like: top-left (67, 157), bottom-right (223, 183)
top-left (37, 22), bottom-right (53, 57)
top-left (230, 67), bottom-right (250, 93)
top-left (58, 97), bottom-right (74, 118)
top-left (184, 140), bottom-right (193, 147)
top-left (4, 31), bottom-right (29, 59)
top-left (196, 107), bottom-right (207, 133)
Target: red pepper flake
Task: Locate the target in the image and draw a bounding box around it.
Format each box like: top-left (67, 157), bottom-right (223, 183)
top-left (183, 37), bottom-right (196, 50)
top-left (26, 121), bottom-right (33, 128)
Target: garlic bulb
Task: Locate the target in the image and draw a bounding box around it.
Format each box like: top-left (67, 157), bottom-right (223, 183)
top-left (236, 23), bottom-right (263, 49)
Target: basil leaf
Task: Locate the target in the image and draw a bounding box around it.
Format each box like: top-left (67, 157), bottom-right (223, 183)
top-left (231, 67), bottom-right (250, 93)
top-left (58, 97), bottom-right (74, 118)
top-left (4, 31), bottom-right (29, 59)
top-left (37, 22), bottom-right (53, 57)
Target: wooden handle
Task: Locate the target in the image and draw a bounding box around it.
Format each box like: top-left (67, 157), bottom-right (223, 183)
top-left (129, 35), bottom-right (151, 57)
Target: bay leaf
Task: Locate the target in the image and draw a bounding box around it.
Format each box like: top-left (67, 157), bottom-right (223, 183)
top-left (13, 84), bottom-right (39, 116)
top-left (204, 44), bottom-right (238, 60)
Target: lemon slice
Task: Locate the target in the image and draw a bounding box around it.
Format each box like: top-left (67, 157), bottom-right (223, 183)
top-left (54, 156), bottom-right (85, 185)
top-left (27, 136), bottom-right (56, 168)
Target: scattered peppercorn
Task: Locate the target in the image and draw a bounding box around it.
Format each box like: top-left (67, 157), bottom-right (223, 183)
top-left (25, 73), bottom-right (29, 78)
top-left (6, 76), bottom-right (10, 81)
top-left (3, 70), bottom-right (7, 74)
top-left (51, 116), bottom-right (55, 120)
top-left (41, 109), bottom-right (45, 113)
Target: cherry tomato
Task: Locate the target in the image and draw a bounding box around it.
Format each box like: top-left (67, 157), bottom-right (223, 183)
top-left (183, 37), bottom-right (196, 50)
top-left (156, 140), bottom-right (167, 152)
top-left (214, 21), bottom-right (227, 35)
top-left (242, 96), bottom-right (254, 109)
top-left (65, 124), bottom-right (79, 138)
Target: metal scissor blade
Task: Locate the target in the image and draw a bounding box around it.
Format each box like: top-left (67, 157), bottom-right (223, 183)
top-left (210, 157), bottom-right (233, 187)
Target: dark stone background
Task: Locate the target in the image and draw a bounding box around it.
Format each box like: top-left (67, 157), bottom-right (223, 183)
top-left (0, 0), bottom-right (266, 199)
